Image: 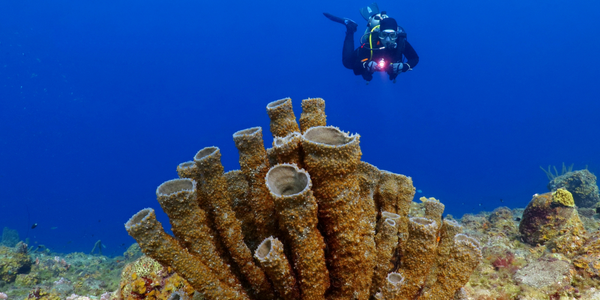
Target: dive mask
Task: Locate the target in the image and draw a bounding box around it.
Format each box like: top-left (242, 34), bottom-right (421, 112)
top-left (379, 29), bottom-right (398, 40)
top-left (379, 29), bottom-right (398, 48)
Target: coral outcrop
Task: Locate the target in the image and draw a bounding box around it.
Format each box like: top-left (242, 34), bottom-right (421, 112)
top-left (125, 98), bottom-right (482, 300)
top-left (547, 168), bottom-right (600, 208)
top-left (111, 255), bottom-right (198, 300)
top-left (0, 245), bottom-right (31, 283)
top-left (519, 189), bottom-right (586, 248)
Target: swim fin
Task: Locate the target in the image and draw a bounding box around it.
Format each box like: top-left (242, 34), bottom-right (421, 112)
top-left (323, 12), bottom-right (346, 25)
top-left (323, 13), bottom-right (358, 32)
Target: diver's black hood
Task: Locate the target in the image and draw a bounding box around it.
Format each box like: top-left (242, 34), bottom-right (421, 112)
top-left (380, 18), bottom-right (398, 31)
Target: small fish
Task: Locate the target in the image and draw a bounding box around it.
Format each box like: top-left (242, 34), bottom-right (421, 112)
top-left (98, 220), bottom-right (101, 222)
top-left (417, 189), bottom-right (422, 193)
top-left (500, 199), bottom-right (504, 203)
top-left (51, 227), bottom-right (58, 230)
top-left (120, 243), bottom-right (125, 247)
top-left (515, 217), bottom-right (521, 221)
top-left (596, 207), bottom-right (600, 214)
top-left (31, 223), bottom-right (38, 229)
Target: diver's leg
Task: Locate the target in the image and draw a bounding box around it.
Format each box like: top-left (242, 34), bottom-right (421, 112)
top-left (342, 27), bottom-right (356, 69)
top-left (323, 13), bottom-right (357, 69)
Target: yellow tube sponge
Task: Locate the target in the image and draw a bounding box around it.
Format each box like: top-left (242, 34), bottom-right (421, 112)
top-left (266, 163), bottom-right (330, 299)
top-left (423, 198), bottom-right (445, 230)
top-left (420, 234), bottom-right (482, 300)
top-left (271, 132), bottom-right (304, 167)
top-left (194, 147), bottom-right (274, 300)
top-left (123, 97), bottom-right (484, 300)
top-left (397, 217), bottom-right (439, 299)
top-left (374, 273), bottom-right (405, 300)
top-left (301, 126), bottom-right (375, 300)
top-left (176, 161), bottom-right (196, 179)
top-left (225, 170), bottom-right (259, 250)
top-left (299, 98), bottom-right (326, 133)
top-left (370, 212), bottom-right (401, 298)
top-left (377, 172), bottom-right (416, 215)
top-left (357, 161), bottom-right (381, 231)
top-left (254, 237), bottom-right (300, 300)
top-left (553, 187), bottom-right (575, 207)
top-left (155, 178), bottom-right (243, 293)
top-left (125, 208), bottom-right (250, 300)
top-left (377, 171), bottom-right (415, 254)
top-left (266, 98), bottom-right (300, 138)
top-left (233, 127), bottom-right (279, 243)
top-left (177, 160), bottom-right (234, 262)
top-left (424, 219), bottom-right (463, 290)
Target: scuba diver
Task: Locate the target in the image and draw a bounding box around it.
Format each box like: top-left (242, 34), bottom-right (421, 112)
top-left (324, 3), bottom-right (419, 82)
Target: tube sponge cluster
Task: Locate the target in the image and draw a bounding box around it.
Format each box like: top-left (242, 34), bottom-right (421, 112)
top-left (125, 97), bottom-right (482, 300)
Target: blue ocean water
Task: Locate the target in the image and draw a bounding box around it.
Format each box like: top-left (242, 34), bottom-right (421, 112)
top-left (1, 0), bottom-right (598, 255)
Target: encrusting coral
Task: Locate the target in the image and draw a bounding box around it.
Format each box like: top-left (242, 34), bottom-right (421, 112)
top-left (125, 98), bottom-right (482, 300)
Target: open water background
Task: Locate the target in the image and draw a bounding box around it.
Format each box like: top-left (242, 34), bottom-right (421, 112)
top-left (1, 0), bottom-right (599, 254)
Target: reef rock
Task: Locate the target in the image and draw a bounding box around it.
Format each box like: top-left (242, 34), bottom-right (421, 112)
top-left (519, 189), bottom-right (585, 247)
top-left (513, 254), bottom-right (573, 293)
top-left (0, 245), bottom-right (31, 283)
top-left (548, 169), bottom-right (600, 208)
top-left (111, 255), bottom-right (197, 300)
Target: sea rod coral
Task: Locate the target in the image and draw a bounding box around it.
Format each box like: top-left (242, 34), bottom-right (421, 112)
top-left (124, 97), bottom-right (482, 300)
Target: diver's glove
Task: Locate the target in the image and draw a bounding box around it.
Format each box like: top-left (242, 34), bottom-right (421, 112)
top-left (392, 63), bottom-right (412, 74)
top-left (391, 63), bottom-right (404, 74)
top-left (363, 61), bottom-right (378, 73)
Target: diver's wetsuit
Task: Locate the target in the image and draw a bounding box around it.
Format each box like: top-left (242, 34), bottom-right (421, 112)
top-left (342, 31), bottom-right (419, 81)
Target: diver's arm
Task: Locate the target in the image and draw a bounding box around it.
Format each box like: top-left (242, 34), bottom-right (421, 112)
top-left (353, 59), bottom-right (376, 81)
top-left (403, 41), bottom-right (419, 71)
top-left (352, 48), bottom-right (371, 76)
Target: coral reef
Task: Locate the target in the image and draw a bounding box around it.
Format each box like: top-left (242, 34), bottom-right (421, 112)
top-left (0, 245), bottom-right (32, 283)
top-left (547, 168), bottom-right (600, 208)
top-left (110, 255), bottom-right (198, 300)
top-left (125, 98), bottom-right (482, 300)
top-left (0, 244), bottom-right (128, 299)
top-left (452, 193), bottom-right (600, 299)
